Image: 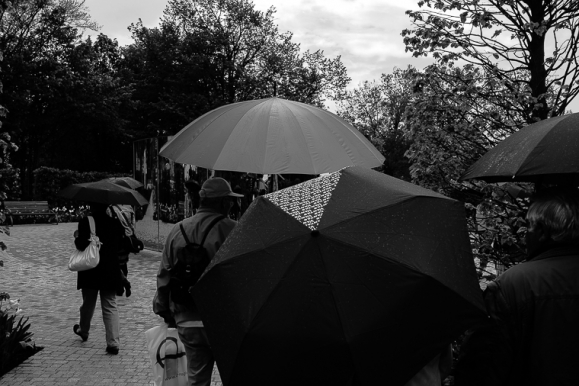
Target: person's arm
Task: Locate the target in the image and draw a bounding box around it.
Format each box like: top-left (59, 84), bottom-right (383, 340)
top-left (153, 229), bottom-right (177, 325)
top-left (454, 281), bottom-right (514, 386)
top-left (74, 216), bottom-right (91, 251)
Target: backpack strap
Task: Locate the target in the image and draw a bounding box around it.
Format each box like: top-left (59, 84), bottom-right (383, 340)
top-left (179, 215), bottom-right (225, 248)
top-left (111, 205), bottom-right (135, 235)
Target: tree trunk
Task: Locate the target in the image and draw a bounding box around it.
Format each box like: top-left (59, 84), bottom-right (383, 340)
top-left (527, 0), bottom-right (549, 121)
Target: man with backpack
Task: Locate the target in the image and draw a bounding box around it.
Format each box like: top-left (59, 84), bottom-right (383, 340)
top-left (153, 177), bottom-right (242, 386)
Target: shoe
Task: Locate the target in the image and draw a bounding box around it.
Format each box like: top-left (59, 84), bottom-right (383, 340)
top-left (73, 324), bottom-right (88, 342)
top-left (106, 346), bottom-right (119, 355)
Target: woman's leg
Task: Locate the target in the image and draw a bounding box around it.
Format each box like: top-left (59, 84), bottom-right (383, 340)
top-left (78, 288), bottom-right (98, 336)
top-left (99, 289), bottom-right (120, 349)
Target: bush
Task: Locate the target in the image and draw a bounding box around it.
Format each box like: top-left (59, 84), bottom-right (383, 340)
top-left (0, 257), bottom-right (43, 377)
top-left (0, 311), bottom-right (42, 377)
top-left (0, 167), bottom-right (21, 201)
top-left (32, 166), bottom-right (130, 206)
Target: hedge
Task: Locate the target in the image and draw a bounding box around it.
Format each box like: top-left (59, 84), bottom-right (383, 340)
top-left (32, 167), bottom-right (129, 205)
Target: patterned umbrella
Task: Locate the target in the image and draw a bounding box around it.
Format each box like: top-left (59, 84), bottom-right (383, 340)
top-left (159, 97), bottom-right (385, 174)
top-left (193, 166), bottom-right (485, 386)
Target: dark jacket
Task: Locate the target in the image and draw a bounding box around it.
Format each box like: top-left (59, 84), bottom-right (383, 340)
top-left (75, 213), bottom-right (124, 291)
top-left (455, 245), bottom-right (579, 386)
top-left (153, 208), bottom-right (237, 325)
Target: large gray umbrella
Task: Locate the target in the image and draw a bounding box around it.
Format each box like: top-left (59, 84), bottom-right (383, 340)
top-left (159, 97), bottom-right (385, 174)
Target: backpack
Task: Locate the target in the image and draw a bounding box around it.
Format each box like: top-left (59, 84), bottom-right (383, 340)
top-left (108, 205), bottom-right (144, 255)
top-left (169, 215), bottom-right (225, 306)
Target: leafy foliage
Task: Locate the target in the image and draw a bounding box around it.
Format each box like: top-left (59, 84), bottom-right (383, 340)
top-left (33, 166), bottom-right (128, 204)
top-left (0, 0), bottom-right (130, 198)
top-left (0, 312), bottom-right (40, 377)
top-left (402, 63), bottom-right (533, 276)
top-left (402, 0), bottom-right (579, 121)
top-left (122, 0), bottom-right (350, 138)
top-left (337, 67), bottom-right (416, 180)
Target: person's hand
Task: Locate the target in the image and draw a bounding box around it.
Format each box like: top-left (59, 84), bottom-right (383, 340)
top-left (160, 312), bottom-right (176, 328)
top-left (124, 281), bottom-right (132, 298)
top-left (164, 317), bottom-right (177, 328)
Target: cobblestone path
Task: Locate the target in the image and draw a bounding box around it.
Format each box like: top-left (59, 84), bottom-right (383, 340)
top-left (0, 224), bottom-right (222, 385)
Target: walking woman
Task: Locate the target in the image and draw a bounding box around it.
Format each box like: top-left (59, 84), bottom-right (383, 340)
top-left (72, 201), bottom-right (125, 355)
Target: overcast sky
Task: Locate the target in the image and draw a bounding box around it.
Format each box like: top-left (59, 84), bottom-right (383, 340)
top-left (82, 0), bottom-right (577, 113)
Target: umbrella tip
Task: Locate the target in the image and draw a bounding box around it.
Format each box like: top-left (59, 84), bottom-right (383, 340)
top-left (311, 230), bottom-right (320, 238)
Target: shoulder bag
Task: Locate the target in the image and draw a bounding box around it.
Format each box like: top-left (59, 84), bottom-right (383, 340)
top-left (68, 216), bottom-right (102, 271)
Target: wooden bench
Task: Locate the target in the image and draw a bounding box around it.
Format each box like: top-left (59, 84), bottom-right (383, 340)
top-left (3, 201), bottom-right (58, 225)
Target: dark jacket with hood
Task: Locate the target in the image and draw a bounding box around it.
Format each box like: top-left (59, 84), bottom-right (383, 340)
top-left (455, 244), bottom-right (579, 386)
top-left (75, 211), bottom-right (125, 291)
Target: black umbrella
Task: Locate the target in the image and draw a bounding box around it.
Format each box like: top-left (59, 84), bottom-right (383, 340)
top-left (58, 180), bottom-right (148, 206)
top-left (461, 113), bottom-right (579, 184)
top-left (105, 176), bottom-right (144, 190)
top-left (193, 166), bottom-right (486, 386)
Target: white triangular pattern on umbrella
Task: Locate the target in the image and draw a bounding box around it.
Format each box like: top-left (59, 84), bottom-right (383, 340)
top-left (265, 171), bottom-right (342, 230)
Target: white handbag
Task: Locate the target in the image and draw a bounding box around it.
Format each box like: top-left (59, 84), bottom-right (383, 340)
top-left (68, 216), bottom-right (102, 271)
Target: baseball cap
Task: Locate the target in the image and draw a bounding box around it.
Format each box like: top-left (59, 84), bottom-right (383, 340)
top-left (199, 177), bottom-right (244, 198)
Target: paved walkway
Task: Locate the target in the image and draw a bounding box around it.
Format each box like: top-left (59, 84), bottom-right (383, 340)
top-left (0, 223), bottom-right (222, 385)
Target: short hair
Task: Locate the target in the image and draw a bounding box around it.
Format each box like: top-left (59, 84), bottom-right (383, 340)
top-left (527, 187), bottom-right (579, 244)
top-left (200, 195), bottom-right (231, 210)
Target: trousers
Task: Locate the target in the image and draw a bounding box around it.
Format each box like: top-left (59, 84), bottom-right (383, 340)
top-left (79, 288), bottom-right (120, 348)
top-left (177, 326), bottom-right (214, 386)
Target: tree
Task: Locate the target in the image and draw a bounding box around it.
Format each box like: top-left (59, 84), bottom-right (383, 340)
top-left (37, 34), bottom-right (134, 172)
top-left (402, 0), bottom-right (579, 121)
top-left (337, 67), bottom-right (416, 180)
top-left (0, 0), bottom-right (131, 197)
top-left (122, 0), bottom-right (350, 138)
top-left (0, 0), bottom-right (22, 202)
top-left (403, 63), bottom-right (530, 279)
top-left (400, 1), bottom-right (579, 279)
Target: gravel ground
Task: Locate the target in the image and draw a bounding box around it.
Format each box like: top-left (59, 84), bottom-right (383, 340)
top-left (135, 215), bottom-right (177, 252)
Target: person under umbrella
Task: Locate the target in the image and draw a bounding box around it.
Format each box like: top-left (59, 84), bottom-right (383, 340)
top-left (105, 178), bottom-right (145, 297)
top-left (153, 177), bottom-right (243, 386)
top-left (455, 187), bottom-right (579, 385)
top-left (72, 201), bottom-right (126, 355)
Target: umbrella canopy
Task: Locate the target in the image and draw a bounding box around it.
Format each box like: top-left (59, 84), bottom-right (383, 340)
top-left (461, 113), bottom-right (579, 183)
top-left (159, 97), bottom-right (385, 174)
top-left (58, 180), bottom-right (148, 206)
top-left (105, 176), bottom-right (144, 190)
top-left (193, 166), bottom-right (486, 386)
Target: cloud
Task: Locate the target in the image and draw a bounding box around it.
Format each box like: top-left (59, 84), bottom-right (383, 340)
top-left (83, 0), bottom-right (167, 45)
top-left (252, 0), bottom-right (433, 87)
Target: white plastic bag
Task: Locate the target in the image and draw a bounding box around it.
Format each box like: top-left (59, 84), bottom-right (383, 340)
top-left (68, 216), bottom-right (101, 271)
top-left (145, 323), bottom-right (188, 386)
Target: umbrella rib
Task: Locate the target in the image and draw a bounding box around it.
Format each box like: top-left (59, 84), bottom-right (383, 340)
top-left (285, 104), bottom-right (317, 173)
top-left (225, 233), bottom-right (314, 379)
top-left (294, 99), bottom-right (382, 160)
top-left (316, 238), bottom-right (360, 377)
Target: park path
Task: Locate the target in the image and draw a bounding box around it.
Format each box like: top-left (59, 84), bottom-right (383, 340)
top-left (0, 223), bottom-right (222, 385)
